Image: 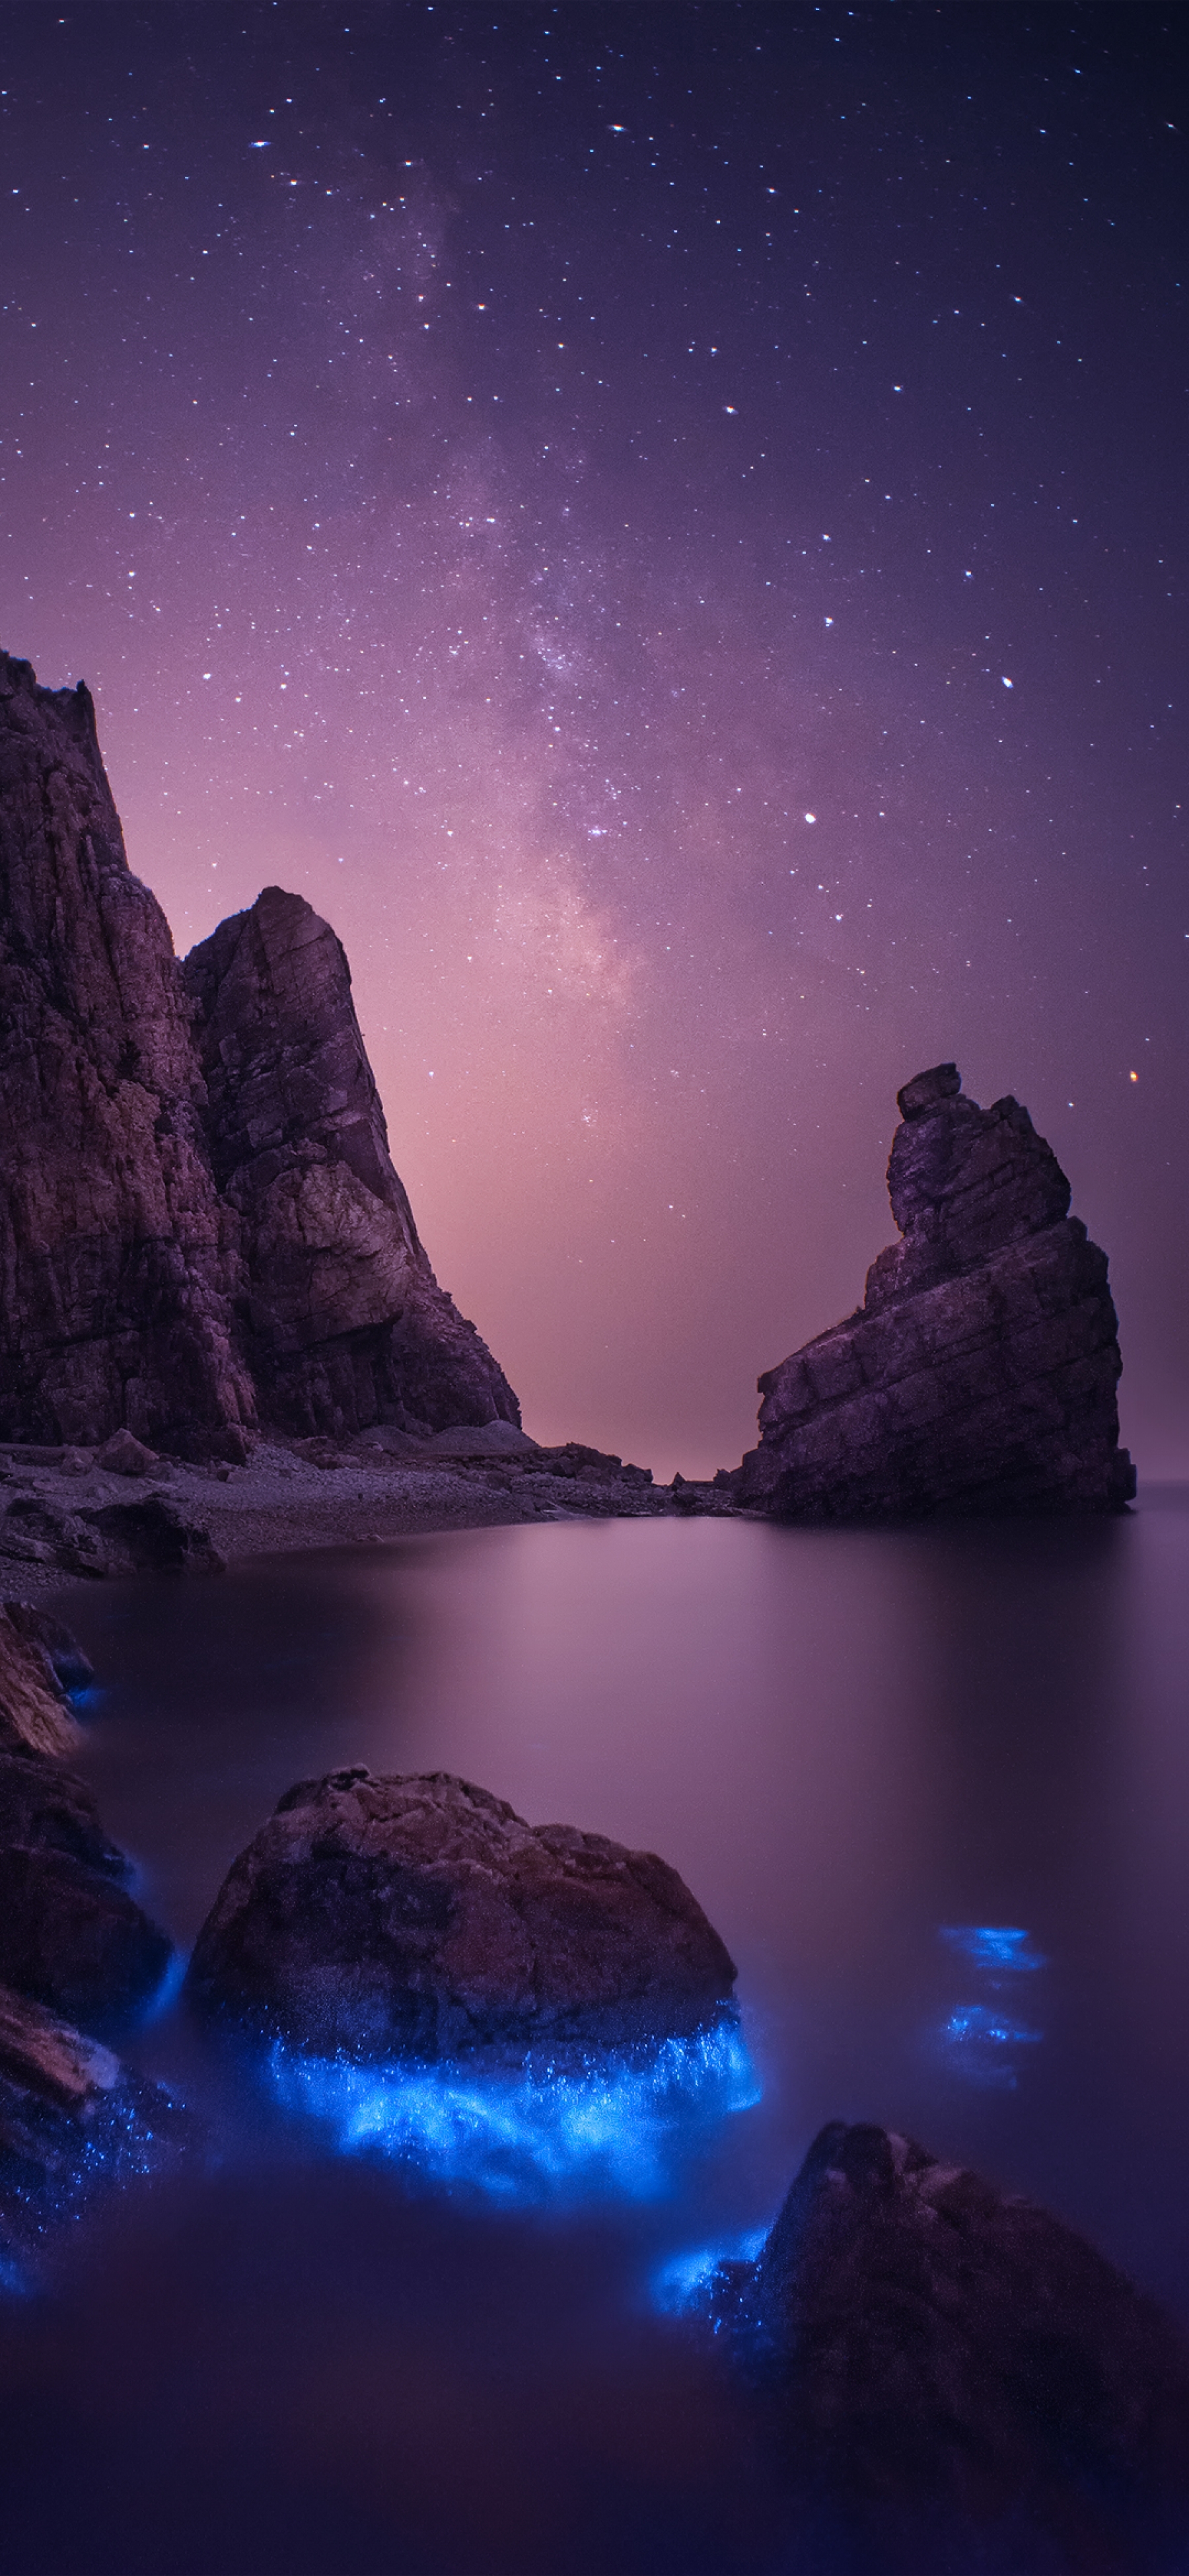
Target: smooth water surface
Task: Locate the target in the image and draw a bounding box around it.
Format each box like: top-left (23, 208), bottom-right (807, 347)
top-left (3, 1496), bottom-right (1189, 2571)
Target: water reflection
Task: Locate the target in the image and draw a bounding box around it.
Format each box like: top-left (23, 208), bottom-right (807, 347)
top-left (651, 2226), bottom-right (768, 2318)
top-left (267, 2018), bottom-right (760, 2203)
top-left (940, 1924), bottom-right (1046, 1975)
top-left (935, 1923), bottom-right (1046, 2088)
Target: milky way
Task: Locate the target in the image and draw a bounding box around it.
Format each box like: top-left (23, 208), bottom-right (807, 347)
top-left (1, 5), bottom-right (1184, 1471)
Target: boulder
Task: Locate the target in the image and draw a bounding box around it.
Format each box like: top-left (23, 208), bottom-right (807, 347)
top-left (0, 1491), bottom-right (222, 1578)
top-left (717, 2122), bottom-right (1189, 2542)
top-left (187, 1767), bottom-right (737, 2059)
top-left (95, 1427), bottom-right (157, 1477)
top-left (425, 1420), bottom-right (542, 1458)
top-left (84, 1495), bottom-right (225, 1576)
top-left (182, 886), bottom-right (521, 1442)
top-left (730, 1065), bottom-right (1135, 1518)
top-left (2, 1601), bottom-right (94, 1695)
top-left (0, 1744), bottom-right (128, 1884)
top-left (0, 649), bottom-right (255, 1459)
top-left (0, 1601), bottom-right (81, 1756)
top-left (0, 1797), bottom-right (171, 2034)
top-left (0, 1980), bottom-right (185, 2267)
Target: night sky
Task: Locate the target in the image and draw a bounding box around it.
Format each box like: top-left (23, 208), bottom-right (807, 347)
top-left (1, 4), bottom-right (1184, 1475)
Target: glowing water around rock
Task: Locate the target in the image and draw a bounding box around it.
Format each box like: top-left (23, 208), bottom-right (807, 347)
top-left (268, 2017), bottom-right (760, 2201)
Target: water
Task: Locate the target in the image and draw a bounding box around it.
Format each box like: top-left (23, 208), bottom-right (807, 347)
top-left (3, 1496), bottom-right (1189, 2571)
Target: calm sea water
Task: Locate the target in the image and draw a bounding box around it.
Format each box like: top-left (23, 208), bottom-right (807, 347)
top-left (3, 1494), bottom-right (1189, 2573)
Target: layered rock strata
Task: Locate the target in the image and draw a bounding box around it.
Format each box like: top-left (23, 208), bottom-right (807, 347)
top-left (714, 2121), bottom-right (1189, 2546)
top-left (0, 651), bottom-right (518, 1451)
top-left (187, 1766), bottom-right (737, 2059)
top-left (182, 887), bottom-right (519, 1438)
top-left (0, 651), bottom-right (254, 1458)
top-left (731, 1063), bottom-right (1134, 1519)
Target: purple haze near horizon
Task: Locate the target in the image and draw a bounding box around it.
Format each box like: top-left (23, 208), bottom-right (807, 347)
top-left (1, 5), bottom-right (1184, 1477)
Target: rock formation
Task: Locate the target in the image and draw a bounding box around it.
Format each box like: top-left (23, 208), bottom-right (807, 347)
top-left (0, 1739), bottom-right (172, 2032)
top-left (0, 650), bottom-right (518, 1454)
top-left (182, 887), bottom-right (520, 1439)
top-left (729, 1063), bottom-right (1134, 1518)
top-left (713, 2121), bottom-right (1189, 2548)
top-left (0, 650), bottom-right (255, 1459)
top-left (187, 1767), bottom-right (737, 2059)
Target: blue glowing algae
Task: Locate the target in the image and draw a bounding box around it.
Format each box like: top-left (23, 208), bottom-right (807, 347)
top-left (268, 2017), bottom-right (760, 2202)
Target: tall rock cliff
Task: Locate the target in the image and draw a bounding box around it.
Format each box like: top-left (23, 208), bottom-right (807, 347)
top-left (0, 651), bottom-right (518, 1451)
top-left (731, 1062), bottom-right (1134, 1518)
top-left (182, 888), bottom-right (520, 1438)
top-left (0, 652), bottom-right (254, 1457)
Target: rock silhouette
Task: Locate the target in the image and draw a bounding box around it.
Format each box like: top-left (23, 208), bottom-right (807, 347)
top-left (182, 887), bottom-right (520, 1439)
top-left (0, 650), bottom-right (517, 1451)
top-left (730, 1063), bottom-right (1134, 1518)
top-left (187, 1766), bottom-right (737, 2059)
top-left (0, 651), bottom-right (254, 1458)
top-left (717, 2121), bottom-right (1189, 2558)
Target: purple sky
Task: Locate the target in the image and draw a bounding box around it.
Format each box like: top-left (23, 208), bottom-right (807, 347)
top-left (1, 4), bottom-right (1184, 1475)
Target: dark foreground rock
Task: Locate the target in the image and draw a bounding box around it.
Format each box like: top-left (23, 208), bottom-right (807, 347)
top-left (0, 1600), bottom-right (83, 1757)
top-left (0, 1716), bottom-right (172, 2034)
top-left (187, 1767), bottom-right (737, 2059)
top-left (715, 2122), bottom-right (1189, 2565)
top-left (728, 1064), bottom-right (1134, 1520)
top-left (0, 1980), bottom-right (185, 2274)
top-left (182, 885), bottom-right (521, 1442)
top-left (2, 1600), bottom-right (93, 1695)
top-left (0, 1490), bottom-right (223, 1578)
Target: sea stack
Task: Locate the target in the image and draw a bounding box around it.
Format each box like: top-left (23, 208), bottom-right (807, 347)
top-left (730, 1063), bottom-right (1134, 1518)
top-left (0, 651), bottom-right (517, 1451)
top-left (182, 887), bottom-right (520, 1439)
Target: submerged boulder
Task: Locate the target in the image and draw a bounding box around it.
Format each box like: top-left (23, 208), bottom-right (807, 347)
top-left (182, 887), bottom-right (521, 1442)
top-left (718, 2121), bottom-right (1189, 2546)
top-left (187, 1767), bottom-right (737, 2059)
top-left (731, 1064), bottom-right (1134, 1518)
top-left (0, 1741), bottom-right (171, 2034)
top-left (0, 1980), bottom-right (184, 2269)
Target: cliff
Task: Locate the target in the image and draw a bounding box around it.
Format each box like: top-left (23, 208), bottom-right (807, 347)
top-left (183, 888), bottom-right (519, 1438)
top-left (730, 1062), bottom-right (1134, 1518)
top-left (0, 651), bottom-right (517, 1451)
top-left (0, 653), bottom-right (254, 1458)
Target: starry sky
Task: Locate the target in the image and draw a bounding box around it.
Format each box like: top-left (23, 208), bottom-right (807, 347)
top-left (1, 3), bottom-right (1185, 1476)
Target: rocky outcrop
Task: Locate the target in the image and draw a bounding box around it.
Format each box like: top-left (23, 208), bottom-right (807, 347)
top-left (730, 1064), bottom-right (1134, 1519)
top-left (187, 1767), bottom-right (737, 2059)
top-left (0, 653), bottom-right (519, 1457)
top-left (0, 651), bottom-right (254, 1459)
top-left (0, 1601), bottom-right (81, 1756)
top-left (182, 887), bottom-right (520, 1440)
top-left (0, 1740), bottom-right (172, 2032)
top-left (714, 2122), bottom-right (1189, 2546)
top-left (0, 1979), bottom-right (184, 2273)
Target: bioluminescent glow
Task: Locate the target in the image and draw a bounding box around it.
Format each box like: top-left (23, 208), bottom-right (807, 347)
top-left (651, 2225), bottom-right (768, 2319)
top-left (0, 2080), bottom-right (186, 2295)
top-left (940, 1926), bottom-right (1048, 1974)
top-left (937, 2002), bottom-right (1043, 2090)
top-left (267, 2021), bottom-right (760, 2203)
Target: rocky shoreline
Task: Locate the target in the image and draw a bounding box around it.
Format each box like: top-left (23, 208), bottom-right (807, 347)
top-left (0, 1427), bottom-right (736, 1599)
